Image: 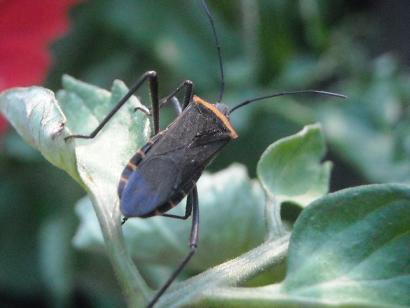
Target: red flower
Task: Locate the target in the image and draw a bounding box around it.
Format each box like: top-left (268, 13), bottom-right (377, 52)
top-left (0, 0), bottom-right (79, 135)
top-left (0, 117), bottom-right (7, 135)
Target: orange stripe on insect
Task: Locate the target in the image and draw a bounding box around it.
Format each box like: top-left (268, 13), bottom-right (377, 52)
top-left (193, 95), bottom-right (238, 139)
top-left (137, 149), bottom-right (146, 158)
top-left (127, 162), bottom-right (137, 171)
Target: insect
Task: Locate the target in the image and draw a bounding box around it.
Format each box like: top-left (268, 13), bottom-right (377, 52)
top-left (65, 1), bottom-right (345, 307)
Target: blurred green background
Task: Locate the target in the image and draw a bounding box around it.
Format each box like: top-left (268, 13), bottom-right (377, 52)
top-left (1, 0), bottom-right (410, 307)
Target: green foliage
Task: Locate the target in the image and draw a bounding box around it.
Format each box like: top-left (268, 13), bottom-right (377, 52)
top-left (74, 164), bottom-right (266, 271)
top-left (320, 55), bottom-right (410, 183)
top-left (1, 76), bottom-right (152, 306)
top-left (185, 185), bottom-right (410, 308)
top-left (282, 184), bottom-right (410, 307)
top-left (257, 124), bottom-right (331, 207)
top-left (2, 1), bottom-right (410, 307)
top-left (2, 77), bottom-right (409, 307)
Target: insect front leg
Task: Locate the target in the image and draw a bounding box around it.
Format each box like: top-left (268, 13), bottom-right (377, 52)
top-left (65, 70), bottom-right (160, 140)
top-left (147, 187), bottom-right (199, 308)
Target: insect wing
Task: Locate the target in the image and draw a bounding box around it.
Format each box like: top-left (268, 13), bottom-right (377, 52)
top-left (120, 156), bottom-right (178, 217)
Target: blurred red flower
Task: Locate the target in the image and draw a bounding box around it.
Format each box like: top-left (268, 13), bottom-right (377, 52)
top-left (0, 117), bottom-right (6, 135)
top-left (0, 0), bottom-right (79, 135)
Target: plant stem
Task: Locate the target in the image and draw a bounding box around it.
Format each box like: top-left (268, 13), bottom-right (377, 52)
top-left (265, 193), bottom-right (287, 240)
top-left (89, 194), bottom-right (151, 307)
top-left (157, 234), bottom-right (290, 307)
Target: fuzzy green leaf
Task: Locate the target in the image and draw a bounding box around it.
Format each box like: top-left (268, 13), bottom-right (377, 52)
top-left (0, 86), bottom-right (79, 180)
top-left (176, 184), bottom-right (410, 308)
top-left (0, 76), bottom-right (152, 306)
top-left (281, 183), bottom-right (410, 307)
top-left (74, 164), bottom-right (266, 271)
top-left (257, 124), bottom-right (331, 207)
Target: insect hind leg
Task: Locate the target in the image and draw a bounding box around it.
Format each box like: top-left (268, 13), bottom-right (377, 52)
top-left (147, 187), bottom-right (199, 308)
top-left (147, 81), bottom-right (198, 305)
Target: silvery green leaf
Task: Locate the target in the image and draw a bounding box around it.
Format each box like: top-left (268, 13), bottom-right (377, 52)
top-left (281, 183), bottom-right (410, 308)
top-left (74, 164), bottom-right (266, 272)
top-left (0, 75), bottom-right (152, 306)
top-left (257, 124), bottom-right (331, 207)
top-left (174, 184), bottom-right (410, 308)
top-left (0, 86), bottom-right (79, 180)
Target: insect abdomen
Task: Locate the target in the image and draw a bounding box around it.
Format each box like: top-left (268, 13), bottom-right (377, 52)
top-left (117, 140), bottom-right (153, 198)
top-left (143, 189), bottom-right (188, 217)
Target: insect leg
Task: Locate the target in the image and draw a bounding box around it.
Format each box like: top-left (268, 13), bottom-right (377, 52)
top-left (157, 80), bottom-right (196, 220)
top-left (169, 97), bottom-right (183, 115)
top-left (65, 70), bottom-right (159, 140)
top-left (161, 194), bottom-right (193, 220)
top-left (159, 86), bottom-right (196, 221)
top-left (159, 80), bottom-right (193, 110)
top-left (147, 187), bottom-right (199, 308)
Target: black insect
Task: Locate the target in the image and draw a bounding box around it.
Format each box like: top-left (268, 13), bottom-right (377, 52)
top-left (65, 1), bottom-right (345, 307)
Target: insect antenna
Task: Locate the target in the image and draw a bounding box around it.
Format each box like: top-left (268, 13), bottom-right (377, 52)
top-left (229, 90), bottom-right (347, 114)
top-left (200, 0), bottom-right (225, 102)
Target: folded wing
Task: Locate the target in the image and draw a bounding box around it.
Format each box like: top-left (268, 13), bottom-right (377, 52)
top-left (120, 157), bottom-right (179, 217)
